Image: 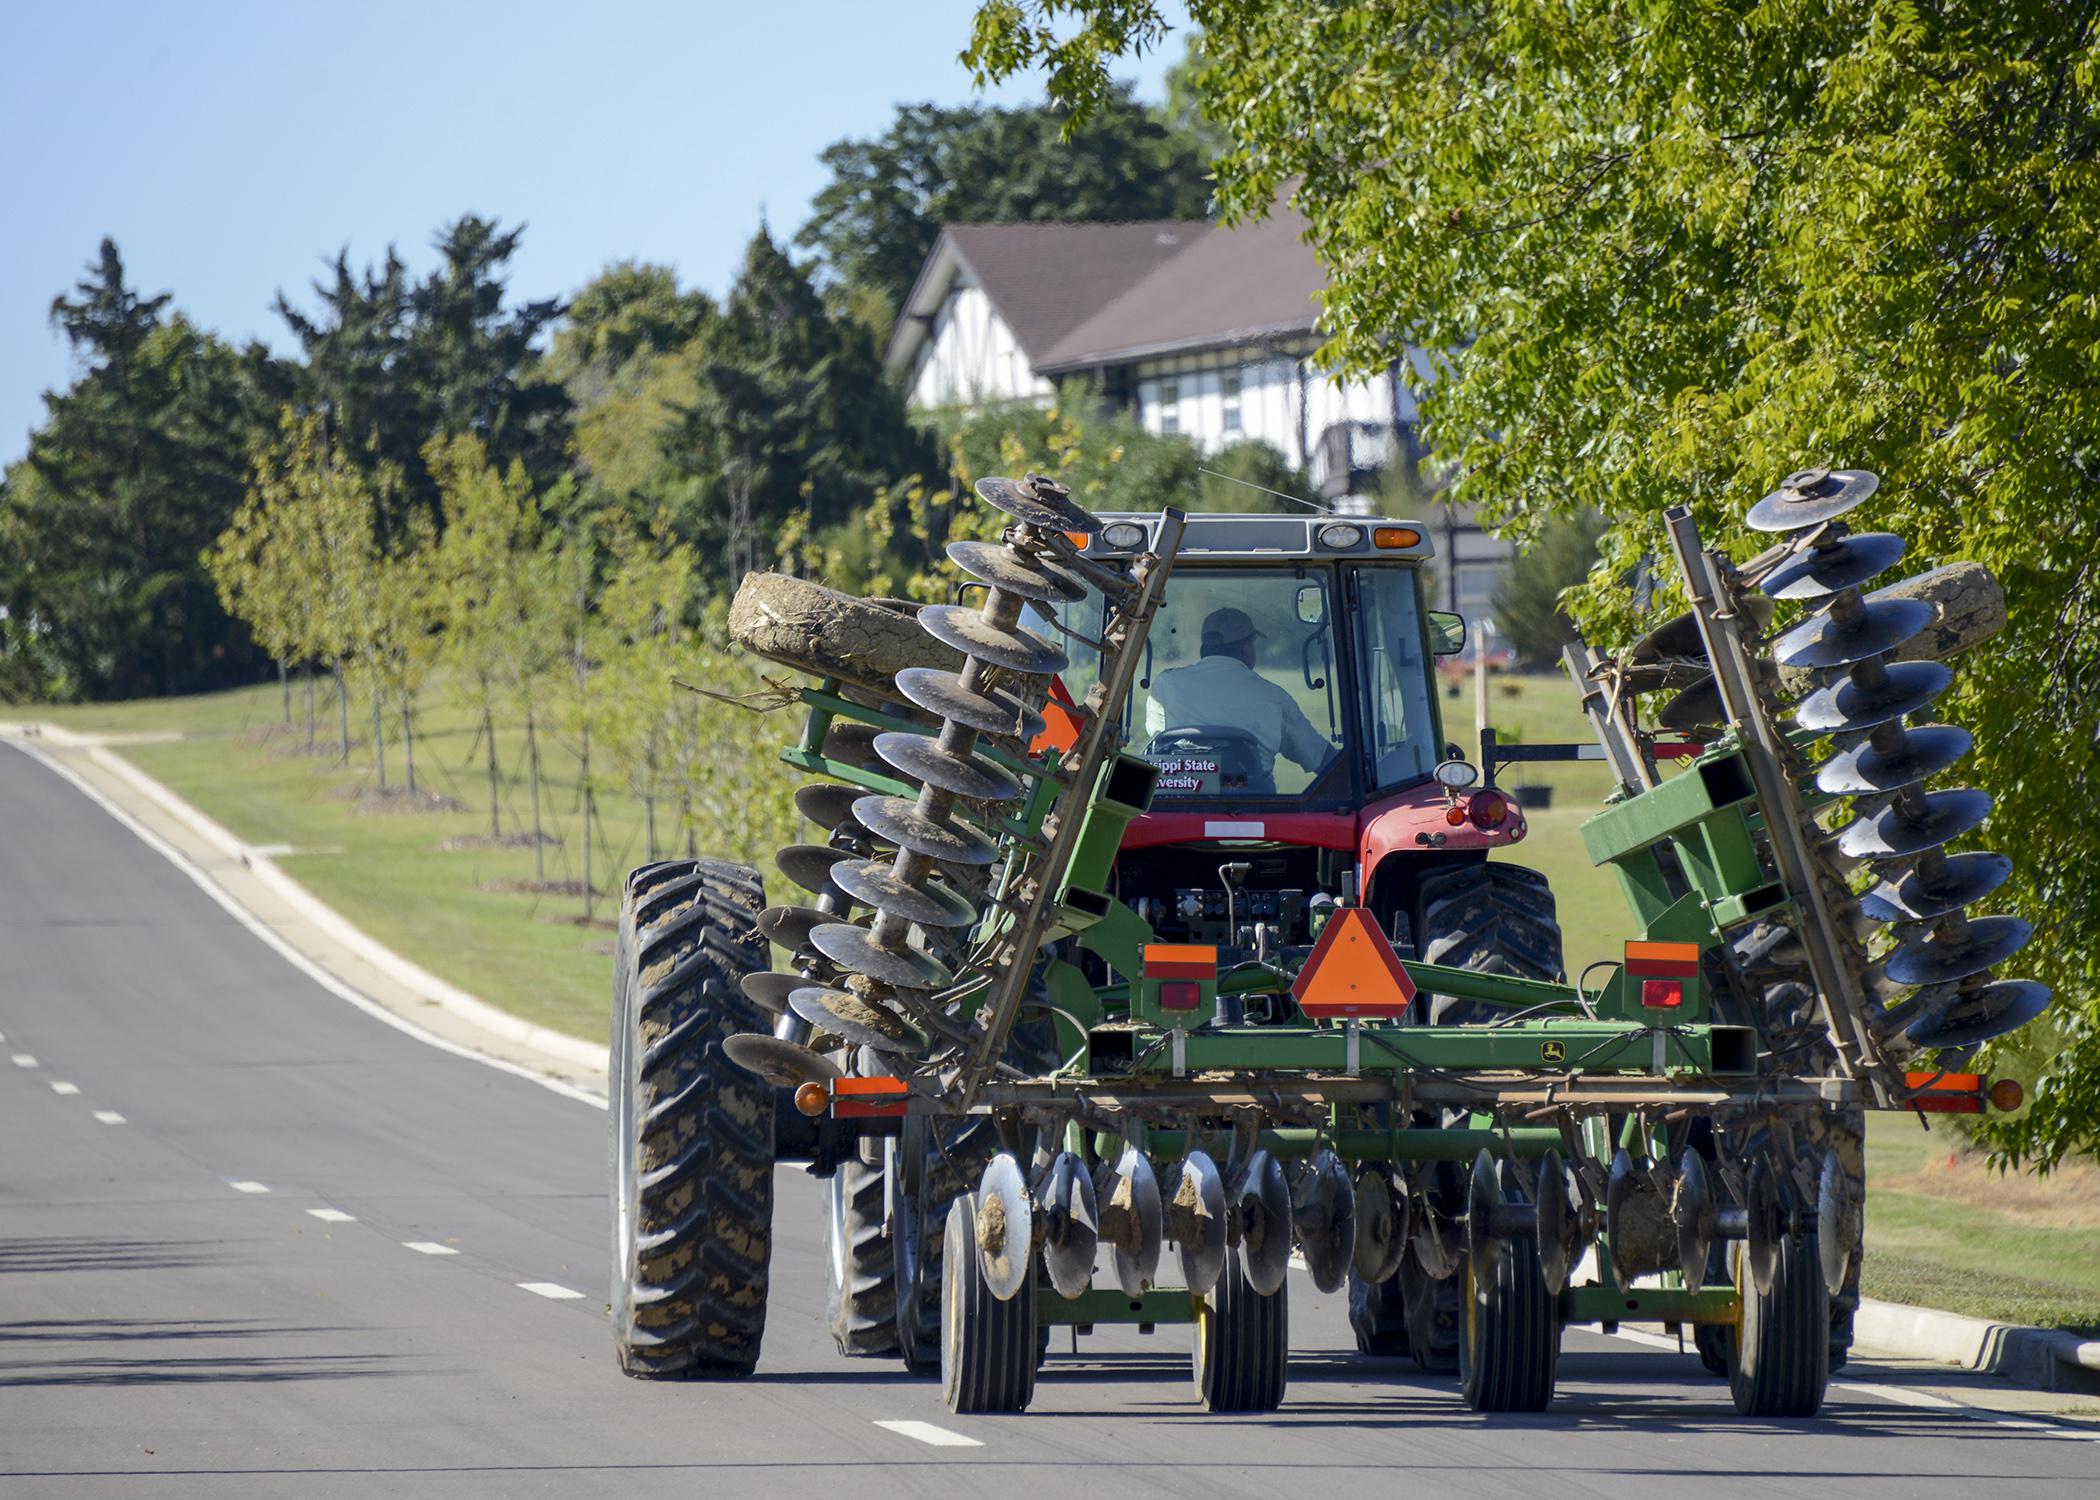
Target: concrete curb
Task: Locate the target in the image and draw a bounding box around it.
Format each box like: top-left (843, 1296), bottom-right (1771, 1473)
top-left (0, 721), bottom-right (608, 1082)
top-left (1857, 1297), bottom-right (2100, 1394)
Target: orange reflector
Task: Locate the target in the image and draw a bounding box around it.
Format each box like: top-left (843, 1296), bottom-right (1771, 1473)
top-left (1143, 943), bottom-right (1218, 981)
top-left (1065, 531), bottom-right (1091, 549)
top-left (1443, 803), bottom-right (1467, 825)
top-left (833, 1075), bottom-right (909, 1119)
top-left (1625, 940), bottom-right (1701, 978)
top-left (793, 1081), bottom-right (830, 1117)
top-left (1990, 1077), bottom-right (2025, 1112)
top-left (1374, 526), bottom-right (1421, 548)
top-left (1030, 675), bottom-right (1083, 756)
top-left (1291, 907), bottom-right (1417, 1019)
top-left (1903, 1070), bottom-right (1986, 1114)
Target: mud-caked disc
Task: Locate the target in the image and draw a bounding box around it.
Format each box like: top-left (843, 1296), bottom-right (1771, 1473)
top-left (1040, 1151), bottom-right (1100, 1299)
top-left (1100, 1146), bottom-right (1165, 1297)
top-left (809, 921), bottom-right (955, 991)
top-left (1168, 1151), bottom-right (1228, 1295)
top-left (829, 858), bottom-right (980, 930)
top-left (722, 1033), bottom-right (840, 1088)
top-left (895, 666), bottom-right (1046, 741)
top-left (1760, 530), bottom-right (1907, 598)
top-left (1290, 1150), bottom-right (1356, 1295)
top-left (1746, 466), bottom-right (1881, 532)
top-left (756, 904), bottom-right (832, 953)
top-left (917, 604), bottom-right (1069, 677)
top-left (787, 986), bottom-right (929, 1055)
top-left (874, 732), bottom-right (1021, 804)
top-left (1776, 596), bottom-right (1936, 670)
top-left (1795, 660), bottom-right (1952, 735)
top-left (945, 540), bottom-right (1086, 604)
top-left (974, 1153), bottom-right (1035, 1302)
top-left (739, 970), bottom-right (806, 1015)
top-left (852, 795), bottom-right (999, 866)
top-left (974, 474), bottom-right (1102, 535)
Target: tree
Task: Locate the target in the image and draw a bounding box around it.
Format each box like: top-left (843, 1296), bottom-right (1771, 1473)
top-left (796, 85), bottom-right (1214, 335)
top-left (1491, 512), bottom-right (1609, 669)
top-left (968, 1), bottom-right (2100, 1166)
top-left (2, 240), bottom-right (271, 699)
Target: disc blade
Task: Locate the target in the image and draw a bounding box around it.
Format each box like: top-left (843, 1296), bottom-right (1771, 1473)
top-left (774, 842), bottom-right (850, 899)
top-left (894, 666), bottom-right (1045, 741)
top-left (1816, 1149), bottom-right (1860, 1298)
top-left (1906, 978), bottom-right (2051, 1049)
top-left (1040, 1151), bottom-right (1100, 1299)
top-left (973, 1153), bottom-right (1034, 1302)
top-left (1867, 850), bottom-right (2013, 921)
top-left (1837, 787), bottom-right (1992, 859)
top-left (1235, 1150), bottom-right (1292, 1296)
top-left (1674, 1150), bottom-right (1715, 1290)
top-left (739, 971), bottom-right (805, 1015)
top-left (974, 474), bottom-right (1102, 534)
top-left (1776, 596), bottom-right (1936, 670)
top-left (1291, 1151), bottom-right (1356, 1295)
top-left (852, 795), bottom-right (998, 866)
top-left (1795, 660), bottom-right (1952, 735)
top-left (1815, 723), bottom-right (1972, 796)
top-left (1101, 1147), bottom-right (1164, 1297)
top-left (917, 604), bottom-right (1068, 676)
top-left (829, 858), bottom-right (979, 930)
top-left (1744, 1157), bottom-right (1780, 1298)
top-left (1533, 1149), bottom-right (1579, 1296)
top-left (1168, 1151), bottom-right (1228, 1295)
top-left (1746, 466), bottom-right (1881, 532)
top-left (1760, 530), bottom-right (1907, 599)
top-left (722, 1033), bottom-right (839, 1087)
top-left (1625, 610), bottom-right (1708, 667)
top-left (874, 732), bottom-right (1022, 804)
top-left (794, 782), bottom-right (876, 837)
top-left (1408, 1160), bottom-right (1464, 1281)
top-left (786, 986), bottom-right (928, 1055)
top-left (946, 539), bottom-right (1086, 604)
top-left (1352, 1168), bottom-right (1409, 1286)
top-left (756, 904), bottom-right (831, 954)
top-left (821, 718), bottom-right (885, 770)
top-left (1658, 673), bottom-right (1724, 734)
top-left (1464, 1148), bottom-right (1505, 1289)
top-left (809, 922), bottom-right (954, 991)
top-left (1882, 914), bottom-right (2033, 988)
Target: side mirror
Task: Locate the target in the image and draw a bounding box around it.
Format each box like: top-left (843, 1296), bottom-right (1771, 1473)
top-left (1296, 584), bottom-right (1327, 625)
top-left (1428, 611), bottom-right (1467, 656)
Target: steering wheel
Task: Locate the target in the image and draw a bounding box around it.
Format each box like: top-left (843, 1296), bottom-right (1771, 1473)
top-left (1142, 725), bottom-right (1271, 795)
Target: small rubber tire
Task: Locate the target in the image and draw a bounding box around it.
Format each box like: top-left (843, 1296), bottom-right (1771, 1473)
top-left (1458, 1230), bottom-right (1559, 1412)
top-left (611, 858), bottom-right (773, 1379)
top-left (1193, 1257), bottom-right (1289, 1412)
top-left (824, 1157), bottom-right (901, 1357)
top-left (941, 1190), bottom-right (1038, 1414)
top-left (1348, 1270), bottom-right (1410, 1356)
top-left (1729, 1233), bottom-right (1830, 1417)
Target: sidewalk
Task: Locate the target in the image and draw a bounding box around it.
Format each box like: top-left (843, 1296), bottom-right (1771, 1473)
top-left (0, 720), bottom-right (608, 1101)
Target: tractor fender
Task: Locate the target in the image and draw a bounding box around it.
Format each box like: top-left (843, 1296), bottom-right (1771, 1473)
top-left (1359, 783), bottom-right (1526, 901)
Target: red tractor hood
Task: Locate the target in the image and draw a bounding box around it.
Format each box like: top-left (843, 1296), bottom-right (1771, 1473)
top-left (1124, 782), bottom-right (1528, 878)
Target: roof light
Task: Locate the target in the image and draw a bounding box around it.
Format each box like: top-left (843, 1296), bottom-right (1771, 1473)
top-left (1100, 521), bottom-right (1147, 550)
top-left (1374, 526), bottom-right (1422, 549)
top-left (1433, 759), bottom-right (1479, 790)
top-left (1317, 522), bottom-right (1365, 549)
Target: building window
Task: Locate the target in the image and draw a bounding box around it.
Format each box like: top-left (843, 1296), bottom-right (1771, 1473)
top-left (1159, 377), bottom-right (1180, 435)
top-left (1221, 368), bottom-right (1242, 433)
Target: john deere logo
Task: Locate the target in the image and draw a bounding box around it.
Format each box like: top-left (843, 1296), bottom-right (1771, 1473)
top-left (1540, 1040), bottom-right (1567, 1064)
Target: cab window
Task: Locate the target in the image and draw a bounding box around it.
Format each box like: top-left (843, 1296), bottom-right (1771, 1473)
top-left (1352, 565), bottom-right (1441, 788)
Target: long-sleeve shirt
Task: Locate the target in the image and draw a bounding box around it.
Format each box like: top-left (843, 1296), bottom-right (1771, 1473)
top-left (1143, 655), bottom-right (1333, 781)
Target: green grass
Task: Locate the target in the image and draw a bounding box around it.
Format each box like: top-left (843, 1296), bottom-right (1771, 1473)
top-left (32, 674), bottom-right (797, 1043)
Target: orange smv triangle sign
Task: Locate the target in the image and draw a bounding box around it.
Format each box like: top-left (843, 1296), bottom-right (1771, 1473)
top-left (1290, 906), bottom-right (1418, 1020)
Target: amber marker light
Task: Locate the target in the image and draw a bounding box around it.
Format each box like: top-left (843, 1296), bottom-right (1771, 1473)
top-left (1989, 1078), bottom-right (2025, 1112)
top-left (793, 1081), bottom-right (830, 1117)
top-left (1374, 526), bottom-right (1422, 548)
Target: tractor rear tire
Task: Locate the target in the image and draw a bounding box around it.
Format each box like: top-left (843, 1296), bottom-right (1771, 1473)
top-left (1459, 1232), bottom-right (1560, 1412)
top-left (824, 1157), bottom-right (901, 1356)
top-left (942, 1189), bottom-right (1038, 1413)
top-left (611, 859), bottom-right (773, 1379)
top-left (1415, 862), bottom-right (1565, 1024)
top-left (1347, 1270), bottom-right (1410, 1356)
top-left (1729, 1233), bottom-right (1830, 1417)
top-left (1193, 1258), bottom-right (1289, 1413)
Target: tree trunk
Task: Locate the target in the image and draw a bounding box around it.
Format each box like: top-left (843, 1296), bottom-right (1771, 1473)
top-left (580, 726), bottom-right (594, 923)
top-left (681, 787), bottom-right (695, 858)
top-left (484, 708), bottom-right (501, 839)
top-left (304, 665), bottom-right (316, 750)
top-left (335, 661), bottom-right (349, 765)
top-left (402, 699), bottom-right (416, 796)
top-left (279, 660), bottom-right (290, 724)
top-left (371, 686), bottom-right (387, 790)
top-left (526, 706), bottom-right (545, 882)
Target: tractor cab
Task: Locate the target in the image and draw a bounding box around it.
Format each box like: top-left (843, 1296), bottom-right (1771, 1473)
top-left (1046, 512), bottom-right (1529, 960)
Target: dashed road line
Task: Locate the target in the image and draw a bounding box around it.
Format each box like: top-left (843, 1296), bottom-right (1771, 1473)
top-left (50, 1081), bottom-right (79, 1095)
top-left (93, 1111), bottom-right (125, 1124)
top-left (874, 1419), bottom-right (983, 1448)
top-left (306, 1208), bottom-right (355, 1223)
top-left (227, 1179), bottom-right (271, 1194)
top-left (403, 1241), bottom-right (459, 1256)
top-left (12, 1054), bottom-right (38, 1068)
top-left (516, 1281), bottom-right (585, 1300)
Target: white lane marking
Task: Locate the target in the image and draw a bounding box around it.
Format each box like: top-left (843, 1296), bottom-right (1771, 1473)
top-left (12, 1054), bottom-right (38, 1067)
top-left (306, 1208), bottom-right (355, 1223)
top-left (1837, 1381), bottom-right (1961, 1409)
top-left (873, 1419), bottom-right (983, 1448)
top-left (50, 1081), bottom-right (79, 1095)
top-left (228, 1180), bottom-right (271, 1194)
top-left (403, 1241), bottom-right (459, 1256)
top-left (93, 1111), bottom-right (125, 1124)
top-left (517, 1281), bottom-right (585, 1300)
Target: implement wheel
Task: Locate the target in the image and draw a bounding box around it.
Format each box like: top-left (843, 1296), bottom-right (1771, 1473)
top-left (941, 1189), bottom-right (1038, 1413)
top-left (611, 859), bottom-right (772, 1378)
top-left (1729, 1234), bottom-right (1829, 1417)
top-left (824, 1155), bottom-right (900, 1357)
top-left (1193, 1256), bottom-right (1289, 1412)
top-left (1458, 1232), bottom-right (1559, 1412)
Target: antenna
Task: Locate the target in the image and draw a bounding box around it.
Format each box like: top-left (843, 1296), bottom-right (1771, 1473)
top-left (1197, 467), bottom-right (1332, 514)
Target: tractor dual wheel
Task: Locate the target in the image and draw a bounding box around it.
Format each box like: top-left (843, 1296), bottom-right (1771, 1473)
top-left (611, 859), bottom-right (774, 1379)
top-left (942, 1187), bottom-right (1039, 1413)
top-left (1193, 1255), bottom-right (1289, 1413)
top-left (1459, 1229), bottom-right (1560, 1412)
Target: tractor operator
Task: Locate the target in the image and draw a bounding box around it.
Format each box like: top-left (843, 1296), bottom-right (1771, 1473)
top-left (1144, 606), bottom-right (1333, 790)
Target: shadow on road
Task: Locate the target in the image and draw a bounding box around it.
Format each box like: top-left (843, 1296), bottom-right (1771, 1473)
top-left (0, 1236), bottom-right (216, 1275)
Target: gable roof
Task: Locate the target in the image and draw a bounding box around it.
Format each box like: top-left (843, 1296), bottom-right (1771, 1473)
top-left (885, 221), bottom-right (1207, 377)
top-left (1036, 206), bottom-right (1325, 372)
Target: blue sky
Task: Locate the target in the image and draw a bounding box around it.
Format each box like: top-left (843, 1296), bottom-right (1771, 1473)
top-left (0, 0), bottom-right (1187, 467)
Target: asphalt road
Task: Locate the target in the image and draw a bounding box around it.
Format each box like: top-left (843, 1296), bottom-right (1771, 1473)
top-left (2, 741), bottom-right (2096, 1499)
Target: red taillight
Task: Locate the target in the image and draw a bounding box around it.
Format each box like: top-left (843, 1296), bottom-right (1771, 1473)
top-left (1159, 980), bottom-right (1203, 1012)
top-left (1640, 978), bottom-right (1684, 1009)
top-left (1468, 789), bottom-right (1510, 829)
